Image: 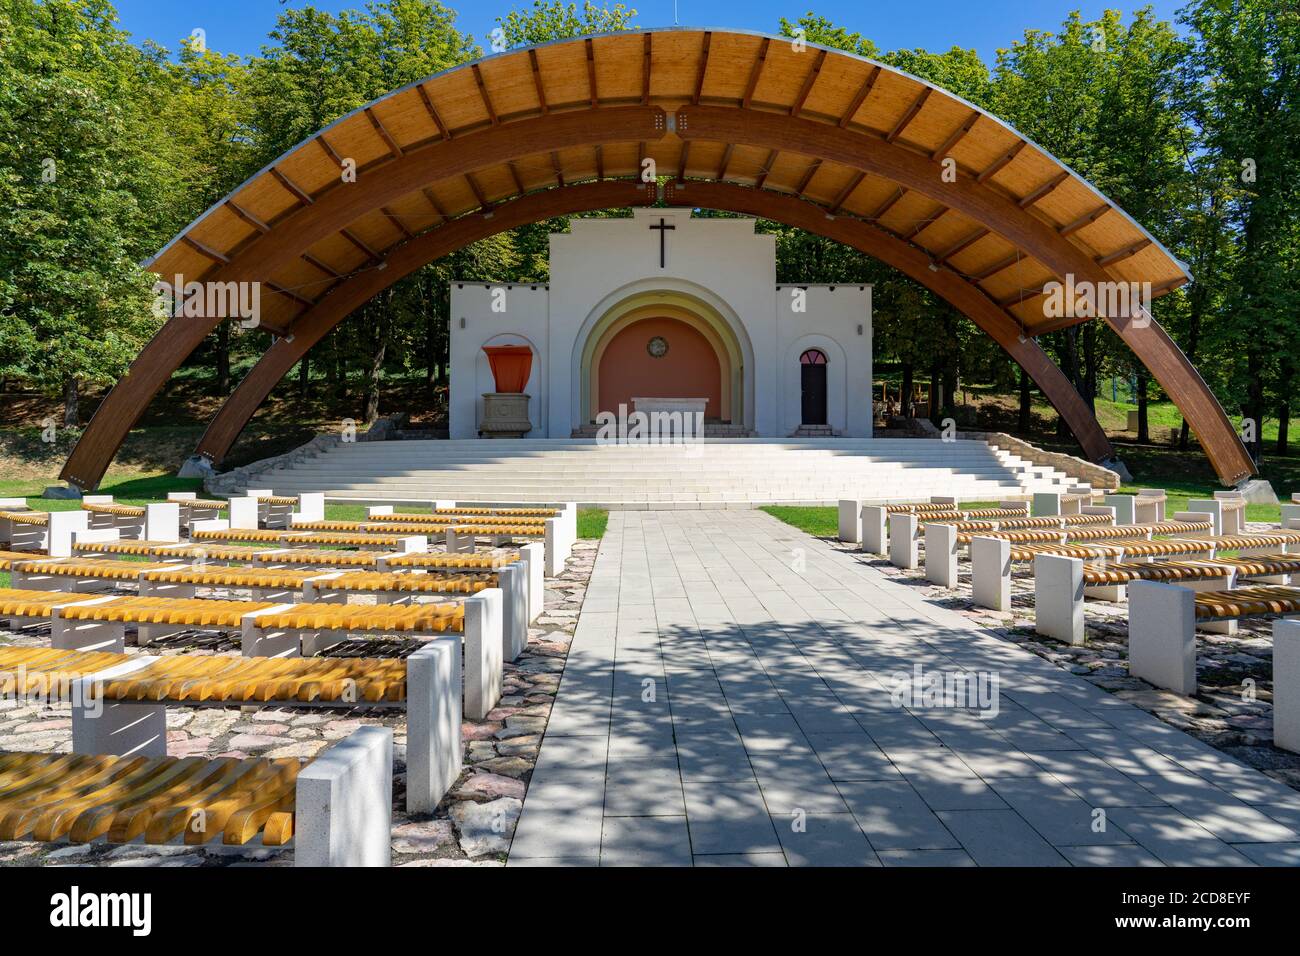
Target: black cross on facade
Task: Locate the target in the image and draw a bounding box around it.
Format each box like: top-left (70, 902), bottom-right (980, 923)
top-left (649, 216), bottom-right (675, 268)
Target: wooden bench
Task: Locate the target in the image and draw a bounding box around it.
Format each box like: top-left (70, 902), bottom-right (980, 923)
top-left (190, 527), bottom-right (429, 552)
top-left (0, 509), bottom-right (88, 556)
top-left (0, 642), bottom-right (459, 815)
top-left (0, 725), bottom-right (392, 865)
top-left (165, 492), bottom-right (226, 531)
top-left (1035, 552), bottom-right (1300, 644)
top-left (80, 497), bottom-right (180, 542)
top-left (1129, 582), bottom-right (1300, 696)
top-left (0, 586), bottom-right (503, 718)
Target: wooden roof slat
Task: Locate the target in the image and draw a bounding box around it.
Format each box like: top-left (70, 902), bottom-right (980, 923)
top-left (225, 200), bottom-right (270, 234)
top-left (340, 229), bottom-right (380, 262)
top-left (754, 149), bottom-right (779, 189)
top-left (416, 84), bottom-right (451, 139)
top-left (829, 172), bottom-right (867, 215)
top-left (931, 111), bottom-right (979, 161)
top-left (1059, 203), bottom-right (1111, 238)
top-left (936, 227), bottom-right (991, 265)
top-left (907, 206), bottom-right (947, 241)
top-left (268, 168), bottom-right (313, 206)
top-left (301, 253), bottom-right (340, 278)
top-left (1097, 237), bottom-right (1152, 267)
top-left (471, 64), bottom-right (499, 126)
top-left (1018, 171), bottom-right (1071, 210)
top-left (528, 49), bottom-right (549, 113)
top-left (641, 33), bottom-right (652, 106)
top-left (790, 49), bottom-right (827, 117)
top-left (465, 172), bottom-right (490, 208)
top-left (794, 159), bottom-right (822, 197)
top-left (266, 282), bottom-right (315, 309)
top-left (585, 38), bottom-right (599, 107)
top-left (741, 38), bottom-right (771, 110)
top-left (181, 235), bottom-right (230, 264)
top-left (716, 144), bottom-right (734, 180)
top-left (314, 135), bottom-right (344, 166)
top-left (365, 107), bottom-right (404, 159)
top-left (421, 187), bottom-right (449, 221)
top-left (692, 31), bottom-right (712, 105)
top-left (869, 188), bottom-right (907, 223)
top-left (838, 66), bottom-right (881, 128)
top-left (971, 251), bottom-right (1021, 282)
top-left (996, 287), bottom-right (1047, 309)
top-left (976, 140), bottom-right (1027, 184)
top-left (382, 206), bottom-right (414, 240)
top-left (886, 88), bottom-right (931, 143)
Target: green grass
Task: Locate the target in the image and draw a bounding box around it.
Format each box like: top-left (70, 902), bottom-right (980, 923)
top-left (4, 475), bottom-right (205, 509)
top-left (578, 508), bottom-right (608, 539)
top-left (761, 506), bottom-right (838, 537)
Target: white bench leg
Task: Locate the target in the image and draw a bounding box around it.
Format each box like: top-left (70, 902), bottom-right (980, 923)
top-left (861, 506), bottom-right (886, 556)
top-left (241, 605), bottom-right (304, 658)
top-left (295, 726), bottom-right (392, 867)
top-left (50, 601), bottom-right (125, 653)
top-left (1032, 492), bottom-right (1062, 517)
top-left (462, 588), bottom-right (502, 720)
top-left (1034, 554), bottom-right (1084, 644)
top-left (227, 496), bottom-right (260, 530)
top-left (924, 523), bottom-right (958, 587)
top-left (1186, 498), bottom-right (1223, 537)
top-left (520, 542), bottom-right (545, 622)
top-left (544, 518), bottom-right (563, 577)
top-left (888, 513), bottom-right (918, 570)
top-left (1103, 494), bottom-right (1136, 527)
top-left (71, 659), bottom-right (166, 757)
top-left (1275, 620), bottom-right (1300, 753)
top-left (838, 499), bottom-right (861, 543)
top-left (406, 636), bottom-right (462, 813)
top-left (1128, 580), bottom-right (1197, 694)
top-left (970, 536), bottom-right (1011, 611)
top-left (499, 563), bottom-right (528, 662)
top-left (143, 502), bottom-right (180, 543)
top-left (47, 510), bottom-right (89, 558)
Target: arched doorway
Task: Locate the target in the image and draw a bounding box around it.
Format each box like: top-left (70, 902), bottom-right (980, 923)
top-left (800, 349), bottom-right (828, 426)
top-left (596, 316), bottom-right (724, 421)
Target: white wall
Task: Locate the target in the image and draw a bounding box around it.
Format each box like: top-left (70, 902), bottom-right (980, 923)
top-left (776, 285), bottom-right (873, 437)
top-left (449, 284), bottom-right (549, 438)
top-left (451, 212), bottom-right (873, 439)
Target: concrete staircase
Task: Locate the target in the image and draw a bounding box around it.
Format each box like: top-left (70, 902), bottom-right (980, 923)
top-left (235, 437), bottom-right (1082, 509)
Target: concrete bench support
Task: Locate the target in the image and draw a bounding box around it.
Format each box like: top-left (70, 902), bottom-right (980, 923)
top-left (1032, 492), bottom-right (1062, 517)
top-left (838, 499), bottom-right (861, 543)
top-left (406, 637), bottom-right (462, 813)
top-left (71, 658), bottom-right (167, 757)
top-left (923, 522), bottom-right (959, 587)
top-left (499, 563), bottom-right (528, 662)
top-left (970, 535), bottom-right (1011, 611)
top-left (861, 505), bottom-right (886, 556)
top-left (295, 726), bottom-right (392, 867)
top-left (464, 588), bottom-right (503, 720)
top-left (520, 542), bottom-right (545, 623)
top-left (1186, 498), bottom-right (1224, 537)
top-left (1128, 580), bottom-right (1197, 695)
top-left (888, 513), bottom-right (918, 570)
top-left (544, 518), bottom-right (565, 576)
top-left (1103, 494), bottom-right (1136, 527)
top-left (1276, 620), bottom-right (1300, 754)
top-left (1034, 554), bottom-right (1084, 645)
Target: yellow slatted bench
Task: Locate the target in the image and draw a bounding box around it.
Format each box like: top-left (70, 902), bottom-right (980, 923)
top-left (192, 527), bottom-right (427, 553)
top-left (74, 539), bottom-right (195, 558)
top-left (0, 585), bottom-right (504, 719)
top-left (0, 645), bottom-right (457, 815)
top-left (385, 552), bottom-right (518, 570)
top-left (0, 724), bottom-right (394, 865)
top-left (82, 502), bottom-right (145, 518)
top-left (1129, 582), bottom-right (1300, 696)
top-left (1172, 531), bottom-right (1300, 554)
top-left (11, 558), bottom-right (183, 594)
top-left (0, 549), bottom-right (54, 571)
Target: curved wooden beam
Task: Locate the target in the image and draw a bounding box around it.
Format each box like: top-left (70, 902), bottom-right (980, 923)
top-left (193, 179), bottom-right (1111, 467)
top-left (59, 108), bottom-right (667, 490)
top-left (676, 105), bottom-right (1252, 484)
top-left (194, 181), bottom-right (655, 464)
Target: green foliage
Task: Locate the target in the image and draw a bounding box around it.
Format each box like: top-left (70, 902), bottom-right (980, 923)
top-left (494, 2), bottom-right (638, 49)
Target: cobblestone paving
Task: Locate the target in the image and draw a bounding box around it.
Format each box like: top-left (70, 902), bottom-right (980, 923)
top-left (856, 519), bottom-right (1300, 794)
top-left (0, 539), bottom-right (596, 867)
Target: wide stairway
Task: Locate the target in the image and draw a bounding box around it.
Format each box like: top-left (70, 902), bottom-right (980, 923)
top-left (244, 438), bottom-right (1081, 509)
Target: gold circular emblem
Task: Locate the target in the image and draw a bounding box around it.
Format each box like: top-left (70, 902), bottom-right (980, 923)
top-left (647, 336), bottom-right (668, 358)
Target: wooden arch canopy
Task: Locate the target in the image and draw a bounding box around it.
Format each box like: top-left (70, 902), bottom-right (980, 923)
top-left (60, 27), bottom-right (1253, 489)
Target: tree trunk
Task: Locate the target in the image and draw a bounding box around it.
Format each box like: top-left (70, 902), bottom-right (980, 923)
top-left (1245, 347), bottom-right (1266, 462)
top-left (929, 363), bottom-right (941, 423)
top-left (214, 321), bottom-right (230, 395)
top-left (364, 310), bottom-right (391, 425)
top-left (900, 363), bottom-right (913, 418)
top-left (1081, 325), bottom-right (1098, 412)
top-left (298, 356), bottom-right (310, 397)
top-left (1278, 401), bottom-right (1290, 457)
top-left (1136, 367), bottom-right (1150, 444)
top-left (1018, 368), bottom-right (1032, 433)
top-left (63, 376), bottom-right (79, 429)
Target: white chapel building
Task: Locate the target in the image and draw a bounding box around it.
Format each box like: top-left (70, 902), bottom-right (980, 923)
top-left (449, 207), bottom-right (872, 439)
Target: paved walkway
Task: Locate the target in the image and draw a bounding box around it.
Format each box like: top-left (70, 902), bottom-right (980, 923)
top-left (508, 510), bottom-right (1300, 866)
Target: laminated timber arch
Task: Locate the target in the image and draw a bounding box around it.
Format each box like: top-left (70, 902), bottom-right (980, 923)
top-left (195, 179), bottom-right (1113, 465)
top-left (60, 27), bottom-right (1253, 489)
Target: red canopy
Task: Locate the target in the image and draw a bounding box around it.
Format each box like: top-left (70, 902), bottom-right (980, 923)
top-left (483, 345), bottom-right (533, 393)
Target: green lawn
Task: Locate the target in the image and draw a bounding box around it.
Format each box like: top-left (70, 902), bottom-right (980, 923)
top-left (578, 508), bottom-right (608, 539)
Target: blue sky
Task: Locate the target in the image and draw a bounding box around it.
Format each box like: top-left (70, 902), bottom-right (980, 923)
top-left (113, 0), bottom-right (1188, 63)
